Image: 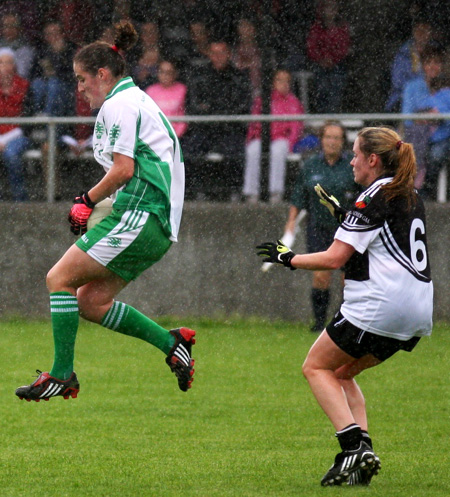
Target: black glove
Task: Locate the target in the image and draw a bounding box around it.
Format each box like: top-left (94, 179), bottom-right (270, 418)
top-left (256, 240), bottom-right (296, 269)
top-left (314, 183), bottom-right (347, 224)
top-left (68, 191), bottom-right (96, 235)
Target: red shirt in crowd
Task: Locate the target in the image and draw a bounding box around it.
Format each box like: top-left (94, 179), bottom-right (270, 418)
top-left (307, 21), bottom-right (351, 67)
top-left (0, 74), bottom-right (29, 135)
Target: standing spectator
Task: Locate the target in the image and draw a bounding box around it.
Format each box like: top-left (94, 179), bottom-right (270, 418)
top-left (145, 60), bottom-right (188, 138)
top-left (183, 40), bottom-right (252, 200)
top-left (0, 13), bottom-right (35, 79)
top-left (401, 43), bottom-right (444, 191)
top-left (284, 121), bottom-right (357, 331)
top-left (30, 21), bottom-right (76, 117)
top-left (385, 17), bottom-right (434, 113)
top-left (243, 69), bottom-right (304, 204)
top-left (130, 21), bottom-right (162, 90)
top-left (232, 18), bottom-right (262, 98)
top-left (0, 48), bottom-right (31, 201)
top-left (306, 0), bottom-right (351, 113)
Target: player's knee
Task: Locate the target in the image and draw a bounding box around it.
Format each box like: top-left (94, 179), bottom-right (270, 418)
top-left (302, 358), bottom-right (315, 379)
top-left (46, 266), bottom-right (63, 293)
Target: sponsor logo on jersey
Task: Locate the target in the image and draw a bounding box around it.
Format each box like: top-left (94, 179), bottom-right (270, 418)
top-left (107, 237), bottom-right (122, 248)
top-left (355, 195), bottom-right (372, 209)
top-left (95, 122), bottom-right (104, 139)
top-left (109, 124), bottom-right (121, 145)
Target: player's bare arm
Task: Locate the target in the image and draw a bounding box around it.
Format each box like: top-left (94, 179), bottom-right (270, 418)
top-left (88, 152), bottom-right (134, 203)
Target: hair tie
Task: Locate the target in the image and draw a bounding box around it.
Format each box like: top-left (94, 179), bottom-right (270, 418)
top-left (396, 140), bottom-right (403, 150)
top-left (111, 45), bottom-right (119, 53)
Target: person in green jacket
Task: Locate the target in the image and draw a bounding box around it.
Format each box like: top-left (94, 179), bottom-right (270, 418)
top-left (285, 120), bottom-right (358, 331)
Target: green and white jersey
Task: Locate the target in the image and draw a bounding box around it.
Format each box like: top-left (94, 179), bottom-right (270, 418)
top-left (93, 77), bottom-right (184, 242)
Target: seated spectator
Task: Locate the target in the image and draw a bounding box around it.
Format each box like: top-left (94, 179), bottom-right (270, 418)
top-left (401, 43), bottom-right (445, 190)
top-left (0, 12), bottom-right (35, 79)
top-left (183, 40), bottom-right (252, 200)
top-left (180, 20), bottom-right (211, 84)
top-left (46, 0), bottom-right (96, 46)
top-left (30, 21), bottom-right (76, 117)
top-left (232, 18), bottom-right (261, 98)
top-left (145, 60), bottom-right (188, 138)
top-left (130, 21), bottom-right (162, 89)
top-left (243, 69), bottom-right (304, 203)
top-left (0, 48), bottom-right (31, 201)
top-left (420, 74), bottom-right (450, 200)
top-left (385, 17), bottom-right (434, 112)
top-left (306, 0), bottom-right (350, 113)
top-left (60, 88), bottom-right (94, 157)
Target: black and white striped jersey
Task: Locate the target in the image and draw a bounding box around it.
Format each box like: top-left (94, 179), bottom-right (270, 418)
top-left (335, 176), bottom-right (433, 340)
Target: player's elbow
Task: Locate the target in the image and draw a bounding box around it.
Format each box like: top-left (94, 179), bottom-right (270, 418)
top-left (327, 258), bottom-right (343, 270)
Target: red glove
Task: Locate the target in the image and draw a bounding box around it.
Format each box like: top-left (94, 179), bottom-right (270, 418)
top-left (68, 192), bottom-right (96, 235)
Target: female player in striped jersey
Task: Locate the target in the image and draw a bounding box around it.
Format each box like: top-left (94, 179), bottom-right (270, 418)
top-left (257, 126), bottom-right (433, 486)
top-left (16, 21), bottom-right (196, 402)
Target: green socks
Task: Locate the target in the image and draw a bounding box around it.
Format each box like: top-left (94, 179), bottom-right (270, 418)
top-left (101, 301), bottom-right (175, 354)
top-left (49, 292), bottom-right (79, 380)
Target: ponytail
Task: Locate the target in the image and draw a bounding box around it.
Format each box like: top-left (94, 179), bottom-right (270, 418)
top-left (74, 20), bottom-right (138, 78)
top-left (357, 127), bottom-right (417, 208)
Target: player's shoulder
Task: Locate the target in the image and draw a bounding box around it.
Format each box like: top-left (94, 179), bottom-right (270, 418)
top-left (343, 177), bottom-right (392, 227)
top-left (354, 176), bottom-right (392, 209)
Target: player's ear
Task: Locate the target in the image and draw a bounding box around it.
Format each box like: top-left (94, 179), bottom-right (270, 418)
top-left (368, 153), bottom-right (379, 168)
top-left (97, 68), bottom-right (108, 80)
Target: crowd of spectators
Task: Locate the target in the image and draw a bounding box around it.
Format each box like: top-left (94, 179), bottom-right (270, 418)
top-left (1, 0), bottom-right (450, 202)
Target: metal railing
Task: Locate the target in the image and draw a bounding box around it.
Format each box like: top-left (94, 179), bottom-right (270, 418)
top-left (1, 113), bottom-right (449, 202)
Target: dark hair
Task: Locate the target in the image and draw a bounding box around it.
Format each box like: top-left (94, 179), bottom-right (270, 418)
top-left (319, 120), bottom-right (347, 142)
top-left (420, 42), bottom-right (445, 64)
top-left (357, 126), bottom-right (417, 207)
top-left (74, 20), bottom-right (138, 78)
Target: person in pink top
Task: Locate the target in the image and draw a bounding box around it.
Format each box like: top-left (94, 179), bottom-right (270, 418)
top-left (243, 69), bottom-right (304, 203)
top-left (145, 60), bottom-right (188, 138)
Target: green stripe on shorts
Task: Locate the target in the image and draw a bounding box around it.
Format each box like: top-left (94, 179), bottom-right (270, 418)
top-left (76, 208), bottom-right (172, 282)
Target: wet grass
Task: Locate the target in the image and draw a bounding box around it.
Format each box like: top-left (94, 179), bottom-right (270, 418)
top-left (1, 317), bottom-right (449, 497)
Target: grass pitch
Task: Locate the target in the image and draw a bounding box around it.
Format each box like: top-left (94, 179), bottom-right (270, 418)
top-left (1, 317), bottom-right (449, 497)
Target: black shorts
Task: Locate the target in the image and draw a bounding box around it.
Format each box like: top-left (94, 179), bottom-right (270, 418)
top-left (326, 311), bottom-right (421, 362)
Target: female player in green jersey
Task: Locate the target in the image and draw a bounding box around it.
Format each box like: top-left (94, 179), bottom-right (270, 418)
top-left (16, 21), bottom-right (196, 402)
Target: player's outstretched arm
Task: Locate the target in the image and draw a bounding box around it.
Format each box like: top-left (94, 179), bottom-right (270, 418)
top-left (256, 240), bottom-right (296, 269)
top-left (314, 183), bottom-right (348, 224)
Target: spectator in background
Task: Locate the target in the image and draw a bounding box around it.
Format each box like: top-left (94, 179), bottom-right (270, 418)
top-left (420, 74), bottom-right (450, 199)
top-left (306, 0), bottom-right (350, 113)
top-left (232, 18), bottom-right (262, 98)
top-left (0, 48), bottom-right (31, 201)
top-left (145, 60), bottom-right (188, 138)
top-left (183, 40), bottom-right (252, 200)
top-left (0, 13), bottom-right (35, 79)
top-left (243, 68), bottom-right (304, 204)
top-left (385, 17), bottom-right (433, 112)
top-left (46, 0), bottom-right (96, 45)
top-left (0, 1), bottom-right (40, 45)
top-left (181, 20), bottom-right (211, 84)
top-left (401, 43), bottom-right (444, 190)
top-left (30, 21), bottom-right (76, 117)
top-left (284, 121), bottom-right (357, 332)
top-left (130, 21), bottom-right (162, 90)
